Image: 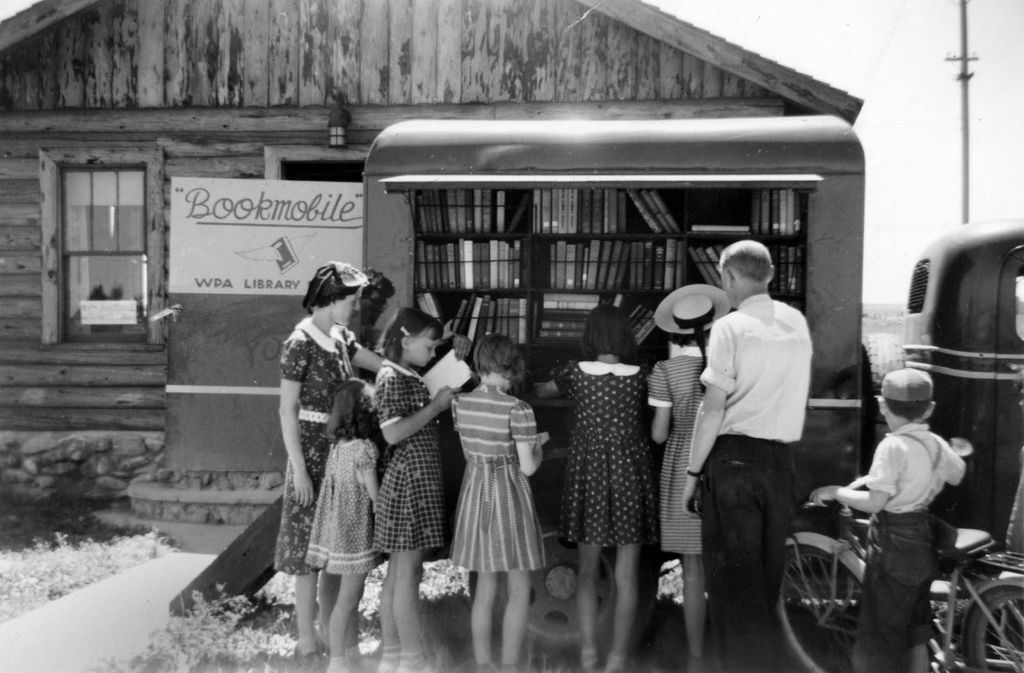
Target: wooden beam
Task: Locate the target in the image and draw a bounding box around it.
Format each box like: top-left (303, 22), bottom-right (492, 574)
top-left (0, 275), bottom-right (41, 297)
top-left (0, 386), bottom-right (165, 408)
top-left (0, 0), bottom-right (100, 54)
top-left (1, 363), bottom-right (167, 386)
top-left (0, 407), bottom-right (165, 431)
top-left (170, 497), bottom-right (280, 616)
top-left (0, 344), bottom-right (165, 366)
top-left (580, 0), bottom-right (862, 123)
top-left (0, 297), bottom-right (40, 319)
top-left (0, 98), bottom-right (785, 135)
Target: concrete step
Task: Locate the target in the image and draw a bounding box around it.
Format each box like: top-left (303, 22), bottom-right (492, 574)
top-left (95, 507), bottom-right (246, 554)
top-left (125, 481), bottom-right (281, 526)
top-left (0, 552), bottom-right (215, 673)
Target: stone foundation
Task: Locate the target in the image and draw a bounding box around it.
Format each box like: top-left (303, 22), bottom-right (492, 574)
top-left (0, 431), bottom-right (165, 499)
top-left (0, 431), bottom-right (283, 525)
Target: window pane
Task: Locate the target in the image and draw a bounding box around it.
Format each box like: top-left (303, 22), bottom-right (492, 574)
top-left (1016, 273), bottom-right (1024, 341)
top-left (91, 172), bottom-right (118, 251)
top-left (118, 171), bottom-right (145, 251)
top-left (64, 255), bottom-right (147, 341)
top-left (63, 172), bottom-right (91, 252)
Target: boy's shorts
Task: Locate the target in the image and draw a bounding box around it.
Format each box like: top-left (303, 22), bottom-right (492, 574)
top-left (853, 511), bottom-right (935, 673)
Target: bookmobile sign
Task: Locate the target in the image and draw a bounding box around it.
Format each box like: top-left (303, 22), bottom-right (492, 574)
top-left (169, 177), bottom-right (364, 294)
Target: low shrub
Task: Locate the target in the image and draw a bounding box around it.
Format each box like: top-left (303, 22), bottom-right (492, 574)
top-left (0, 530), bottom-right (174, 623)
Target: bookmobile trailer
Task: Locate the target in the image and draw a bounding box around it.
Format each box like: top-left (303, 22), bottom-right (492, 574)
top-left (361, 114), bottom-right (867, 643)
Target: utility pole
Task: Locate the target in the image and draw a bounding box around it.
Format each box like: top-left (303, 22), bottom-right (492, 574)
top-left (946, 0), bottom-right (977, 225)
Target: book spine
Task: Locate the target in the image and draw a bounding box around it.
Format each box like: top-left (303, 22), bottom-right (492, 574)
top-left (627, 188), bottom-right (664, 233)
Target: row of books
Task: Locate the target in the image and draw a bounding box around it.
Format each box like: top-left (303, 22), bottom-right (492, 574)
top-left (532, 188), bottom-right (629, 234)
top-left (748, 188), bottom-right (804, 236)
top-left (536, 293), bottom-right (655, 343)
top-left (769, 245), bottom-right (805, 295)
top-left (626, 188), bottom-right (682, 233)
top-left (413, 187), bottom-right (806, 237)
top-left (415, 239), bottom-right (522, 290)
top-left (415, 189), bottom-right (531, 234)
top-left (687, 243), bottom-right (804, 294)
top-left (547, 239), bottom-right (695, 292)
top-left (417, 291), bottom-right (529, 343)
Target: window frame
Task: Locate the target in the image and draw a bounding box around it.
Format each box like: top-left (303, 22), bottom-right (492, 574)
top-left (40, 147), bottom-right (166, 346)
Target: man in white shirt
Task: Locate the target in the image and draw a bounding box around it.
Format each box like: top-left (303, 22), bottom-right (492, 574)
top-left (681, 240), bottom-right (812, 673)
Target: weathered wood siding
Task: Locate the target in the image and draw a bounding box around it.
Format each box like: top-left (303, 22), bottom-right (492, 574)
top-left (0, 0), bottom-right (770, 111)
top-left (0, 0), bottom-right (782, 435)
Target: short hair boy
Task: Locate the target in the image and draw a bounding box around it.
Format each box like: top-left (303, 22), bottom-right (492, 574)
top-left (812, 368), bottom-right (966, 673)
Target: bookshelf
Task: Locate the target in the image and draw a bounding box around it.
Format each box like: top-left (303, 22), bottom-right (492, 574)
top-left (410, 185), bottom-right (809, 381)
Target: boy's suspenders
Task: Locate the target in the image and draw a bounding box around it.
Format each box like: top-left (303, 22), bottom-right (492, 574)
top-left (900, 432), bottom-right (945, 501)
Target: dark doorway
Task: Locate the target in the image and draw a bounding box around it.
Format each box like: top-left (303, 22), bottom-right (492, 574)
top-left (280, 161), bottom-right (363, 182)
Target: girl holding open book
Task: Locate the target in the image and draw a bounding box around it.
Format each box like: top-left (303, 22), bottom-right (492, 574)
top-left (372, 307), bottom-right (458, 673)
top-left (534, 304), bottom-right (658, 673)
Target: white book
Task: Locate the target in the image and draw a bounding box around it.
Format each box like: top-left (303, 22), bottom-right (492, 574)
top-left (461, 239), bottom-right (474, 289)
top-left (423, 350), bottom-right (473, 397)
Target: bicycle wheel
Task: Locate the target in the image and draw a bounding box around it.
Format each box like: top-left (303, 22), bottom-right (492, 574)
top-left (777, 538), bottom-right (864, 673)
top-left (962, 581), bottom-right (1024, 672)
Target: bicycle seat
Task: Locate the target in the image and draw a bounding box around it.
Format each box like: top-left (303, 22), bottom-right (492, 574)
top-left (941, 528), bottom-right (993, 560)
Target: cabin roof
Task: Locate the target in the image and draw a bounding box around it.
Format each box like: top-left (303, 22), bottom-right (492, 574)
top-left (0, 0), bottom-right (862, 123)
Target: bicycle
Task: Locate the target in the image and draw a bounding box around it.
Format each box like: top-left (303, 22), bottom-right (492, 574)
top-left (776, 502), bottom-right (1024, 673)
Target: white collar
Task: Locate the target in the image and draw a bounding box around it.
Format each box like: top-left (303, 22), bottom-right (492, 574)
top-left (578, 360), bottom-right (641, 376)
top-left (383, 359), bottom-right (422, 380)
top-left (668, 343), bottom-right (702, 358)
top-left (295, 317), bottom-right (336, 352)
top-left (328, 324), bottom-right (350, 343)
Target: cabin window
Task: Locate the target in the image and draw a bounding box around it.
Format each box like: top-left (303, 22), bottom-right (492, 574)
top-left (39, 148), bottom-right (166, 346)
top-left (61, 169), bottom-right (147, 342)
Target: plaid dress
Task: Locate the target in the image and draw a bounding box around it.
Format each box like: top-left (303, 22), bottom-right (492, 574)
top-left (449, 384), bottom-right (545, 572)
top-left (373, 361), bottom-right (446, 552)
top-left (274, 319), bottom-right (358, 575)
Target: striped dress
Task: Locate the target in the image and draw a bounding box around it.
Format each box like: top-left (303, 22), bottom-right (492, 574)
top-left (648, 349), bottom-right (704, 555)
top-left (449, 384), bottom-right (545, 572)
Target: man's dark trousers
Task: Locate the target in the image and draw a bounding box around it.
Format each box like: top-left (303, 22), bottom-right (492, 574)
top-left (701, 434), bottom-right (797, 672)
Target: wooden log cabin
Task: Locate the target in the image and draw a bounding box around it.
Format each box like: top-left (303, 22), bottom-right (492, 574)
top-left (0, 0), bottom-right (861, 520)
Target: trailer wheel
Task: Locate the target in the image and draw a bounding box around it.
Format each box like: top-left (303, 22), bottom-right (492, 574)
top-left (522, 536), bottom-right (660, 652)
top-left (522, 535), bottom-right (615, 649)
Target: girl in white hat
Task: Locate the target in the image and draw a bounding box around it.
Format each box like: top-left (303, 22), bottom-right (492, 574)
top-left (648, 283), bottom-right (730, 667)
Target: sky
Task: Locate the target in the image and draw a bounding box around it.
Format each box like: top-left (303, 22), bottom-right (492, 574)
top-left (651, 0), bottom-right (1024, 304)
top-left (3, 0), bottom-right (1023, 304)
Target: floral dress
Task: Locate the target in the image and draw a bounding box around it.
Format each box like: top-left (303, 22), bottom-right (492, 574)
top-left (274, 317), bottom-right (358, 575)
top-left (648, 350), bottom-right (704, 555)
top-left (555, 360), bottom-right (658, 547)
top-left (450, 384), bottom-right (545, 572)
top-left (306, 383), bottom-right (382, 575)
top-left (373, 361), bottom-right (446, 552)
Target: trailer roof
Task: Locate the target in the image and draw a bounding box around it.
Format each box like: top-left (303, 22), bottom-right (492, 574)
top-left (366, 116), bottom-right (864, 180)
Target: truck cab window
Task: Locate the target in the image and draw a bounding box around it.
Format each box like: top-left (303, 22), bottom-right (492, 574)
top-left (1016, 271), bottom-right (1024, 341)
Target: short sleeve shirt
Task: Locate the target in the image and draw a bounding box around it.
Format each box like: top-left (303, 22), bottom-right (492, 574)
top-left (700, 294), bottom-right (812, 442)
top-left (854, 424), bottom-right (967, 513)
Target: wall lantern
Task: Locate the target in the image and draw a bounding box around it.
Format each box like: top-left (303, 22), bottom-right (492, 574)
top-left (328, 98), bottom-right (351, 147)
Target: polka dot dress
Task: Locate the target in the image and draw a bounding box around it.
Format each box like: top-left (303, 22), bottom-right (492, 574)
top-left (555, 361), bottom-right (658, 547)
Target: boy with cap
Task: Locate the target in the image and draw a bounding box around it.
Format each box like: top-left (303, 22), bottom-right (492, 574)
top-left (812, 368), bottom-right (966, 673)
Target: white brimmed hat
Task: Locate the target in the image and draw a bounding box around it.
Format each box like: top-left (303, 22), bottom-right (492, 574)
top-left (654, 284), bottom-right (730, 334)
